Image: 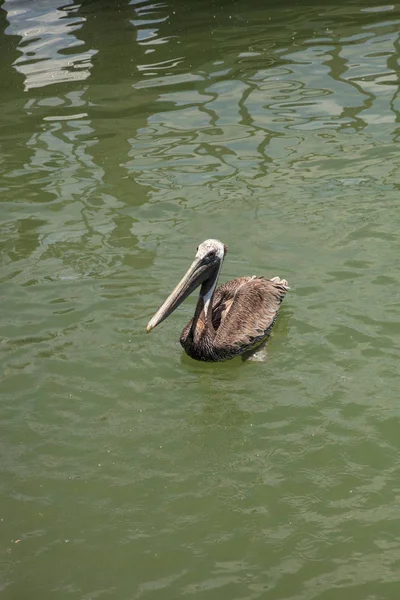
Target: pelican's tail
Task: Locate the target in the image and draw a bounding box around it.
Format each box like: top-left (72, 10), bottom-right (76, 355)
top-left (270, 276), bottom-right (290, 290)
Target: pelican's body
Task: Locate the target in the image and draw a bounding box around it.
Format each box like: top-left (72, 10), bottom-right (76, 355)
top-left (147, 240), bottom-right (289, 362)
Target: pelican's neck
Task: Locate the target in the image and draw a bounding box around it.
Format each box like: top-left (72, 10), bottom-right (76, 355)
top-left (190, 260), bottom-right (222, 339)
top-left (202, 258), bottom-right (223, 319)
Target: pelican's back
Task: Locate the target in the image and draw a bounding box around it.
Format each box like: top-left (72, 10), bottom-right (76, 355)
top-left (211, 276), bottom-right (289, 358)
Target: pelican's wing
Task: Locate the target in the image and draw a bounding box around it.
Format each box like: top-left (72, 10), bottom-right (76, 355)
top-left (212, 276), bottom-right (288, 352)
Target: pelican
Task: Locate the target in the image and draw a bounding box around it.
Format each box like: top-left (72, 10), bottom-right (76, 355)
top-left (146, 239), bottom-right (289, 362)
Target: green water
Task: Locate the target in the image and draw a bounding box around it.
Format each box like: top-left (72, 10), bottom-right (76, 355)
top-left (1, 0), bottom-right (400, 597)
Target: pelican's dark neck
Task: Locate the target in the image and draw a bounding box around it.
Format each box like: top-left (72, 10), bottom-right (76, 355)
top-left (190, 262), bottom-right (221, 339)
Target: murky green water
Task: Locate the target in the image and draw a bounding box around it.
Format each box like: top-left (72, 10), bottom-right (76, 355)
top-left (1, 0), bottom-right (400, 597)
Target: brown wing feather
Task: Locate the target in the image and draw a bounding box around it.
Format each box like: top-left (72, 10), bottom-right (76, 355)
top-left (212, 276), bottom-right (288, 354)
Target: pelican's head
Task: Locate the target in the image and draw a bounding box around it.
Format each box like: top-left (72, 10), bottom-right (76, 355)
top-left (195, 239), bottom-right (227, 262)
top-left (146, 239), bottom-right (227, 332)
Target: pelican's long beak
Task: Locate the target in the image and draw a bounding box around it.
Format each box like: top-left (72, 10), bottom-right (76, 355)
top-left (146, 257), bottom-right (213, 332)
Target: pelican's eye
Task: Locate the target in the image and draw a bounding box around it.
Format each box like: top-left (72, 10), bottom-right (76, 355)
top-left (203, 250), bottom-right (217, 264)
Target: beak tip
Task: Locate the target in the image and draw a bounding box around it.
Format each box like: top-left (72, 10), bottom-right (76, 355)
top-left (146, 323), bottom-right (152, 333)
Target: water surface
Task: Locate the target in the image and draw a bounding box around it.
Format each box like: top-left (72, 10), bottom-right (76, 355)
top-left (1, 0), bottom-right (400, 598)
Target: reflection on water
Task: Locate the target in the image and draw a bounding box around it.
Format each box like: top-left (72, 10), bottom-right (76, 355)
top-left (4, 0), bottom-right (96, 90)
top-left (1, 1), bottom-right (400, 599)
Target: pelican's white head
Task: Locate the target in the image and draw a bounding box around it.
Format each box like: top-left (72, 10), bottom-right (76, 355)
top-left (195, 239), bottom-right (227, 261)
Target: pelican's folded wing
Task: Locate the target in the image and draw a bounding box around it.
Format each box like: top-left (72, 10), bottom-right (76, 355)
top-left (213, 277), bottom-right (289, 353)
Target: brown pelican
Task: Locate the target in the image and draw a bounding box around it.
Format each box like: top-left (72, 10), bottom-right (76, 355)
top-left (146, 239), bottom-right (289, 362)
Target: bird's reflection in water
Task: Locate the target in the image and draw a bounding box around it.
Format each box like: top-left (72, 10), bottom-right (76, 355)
top-left (180, 354), bottom-right (249, 428)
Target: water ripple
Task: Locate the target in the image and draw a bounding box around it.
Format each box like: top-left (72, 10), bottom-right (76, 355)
top-left (2, 1), bottom-right (400, 599)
